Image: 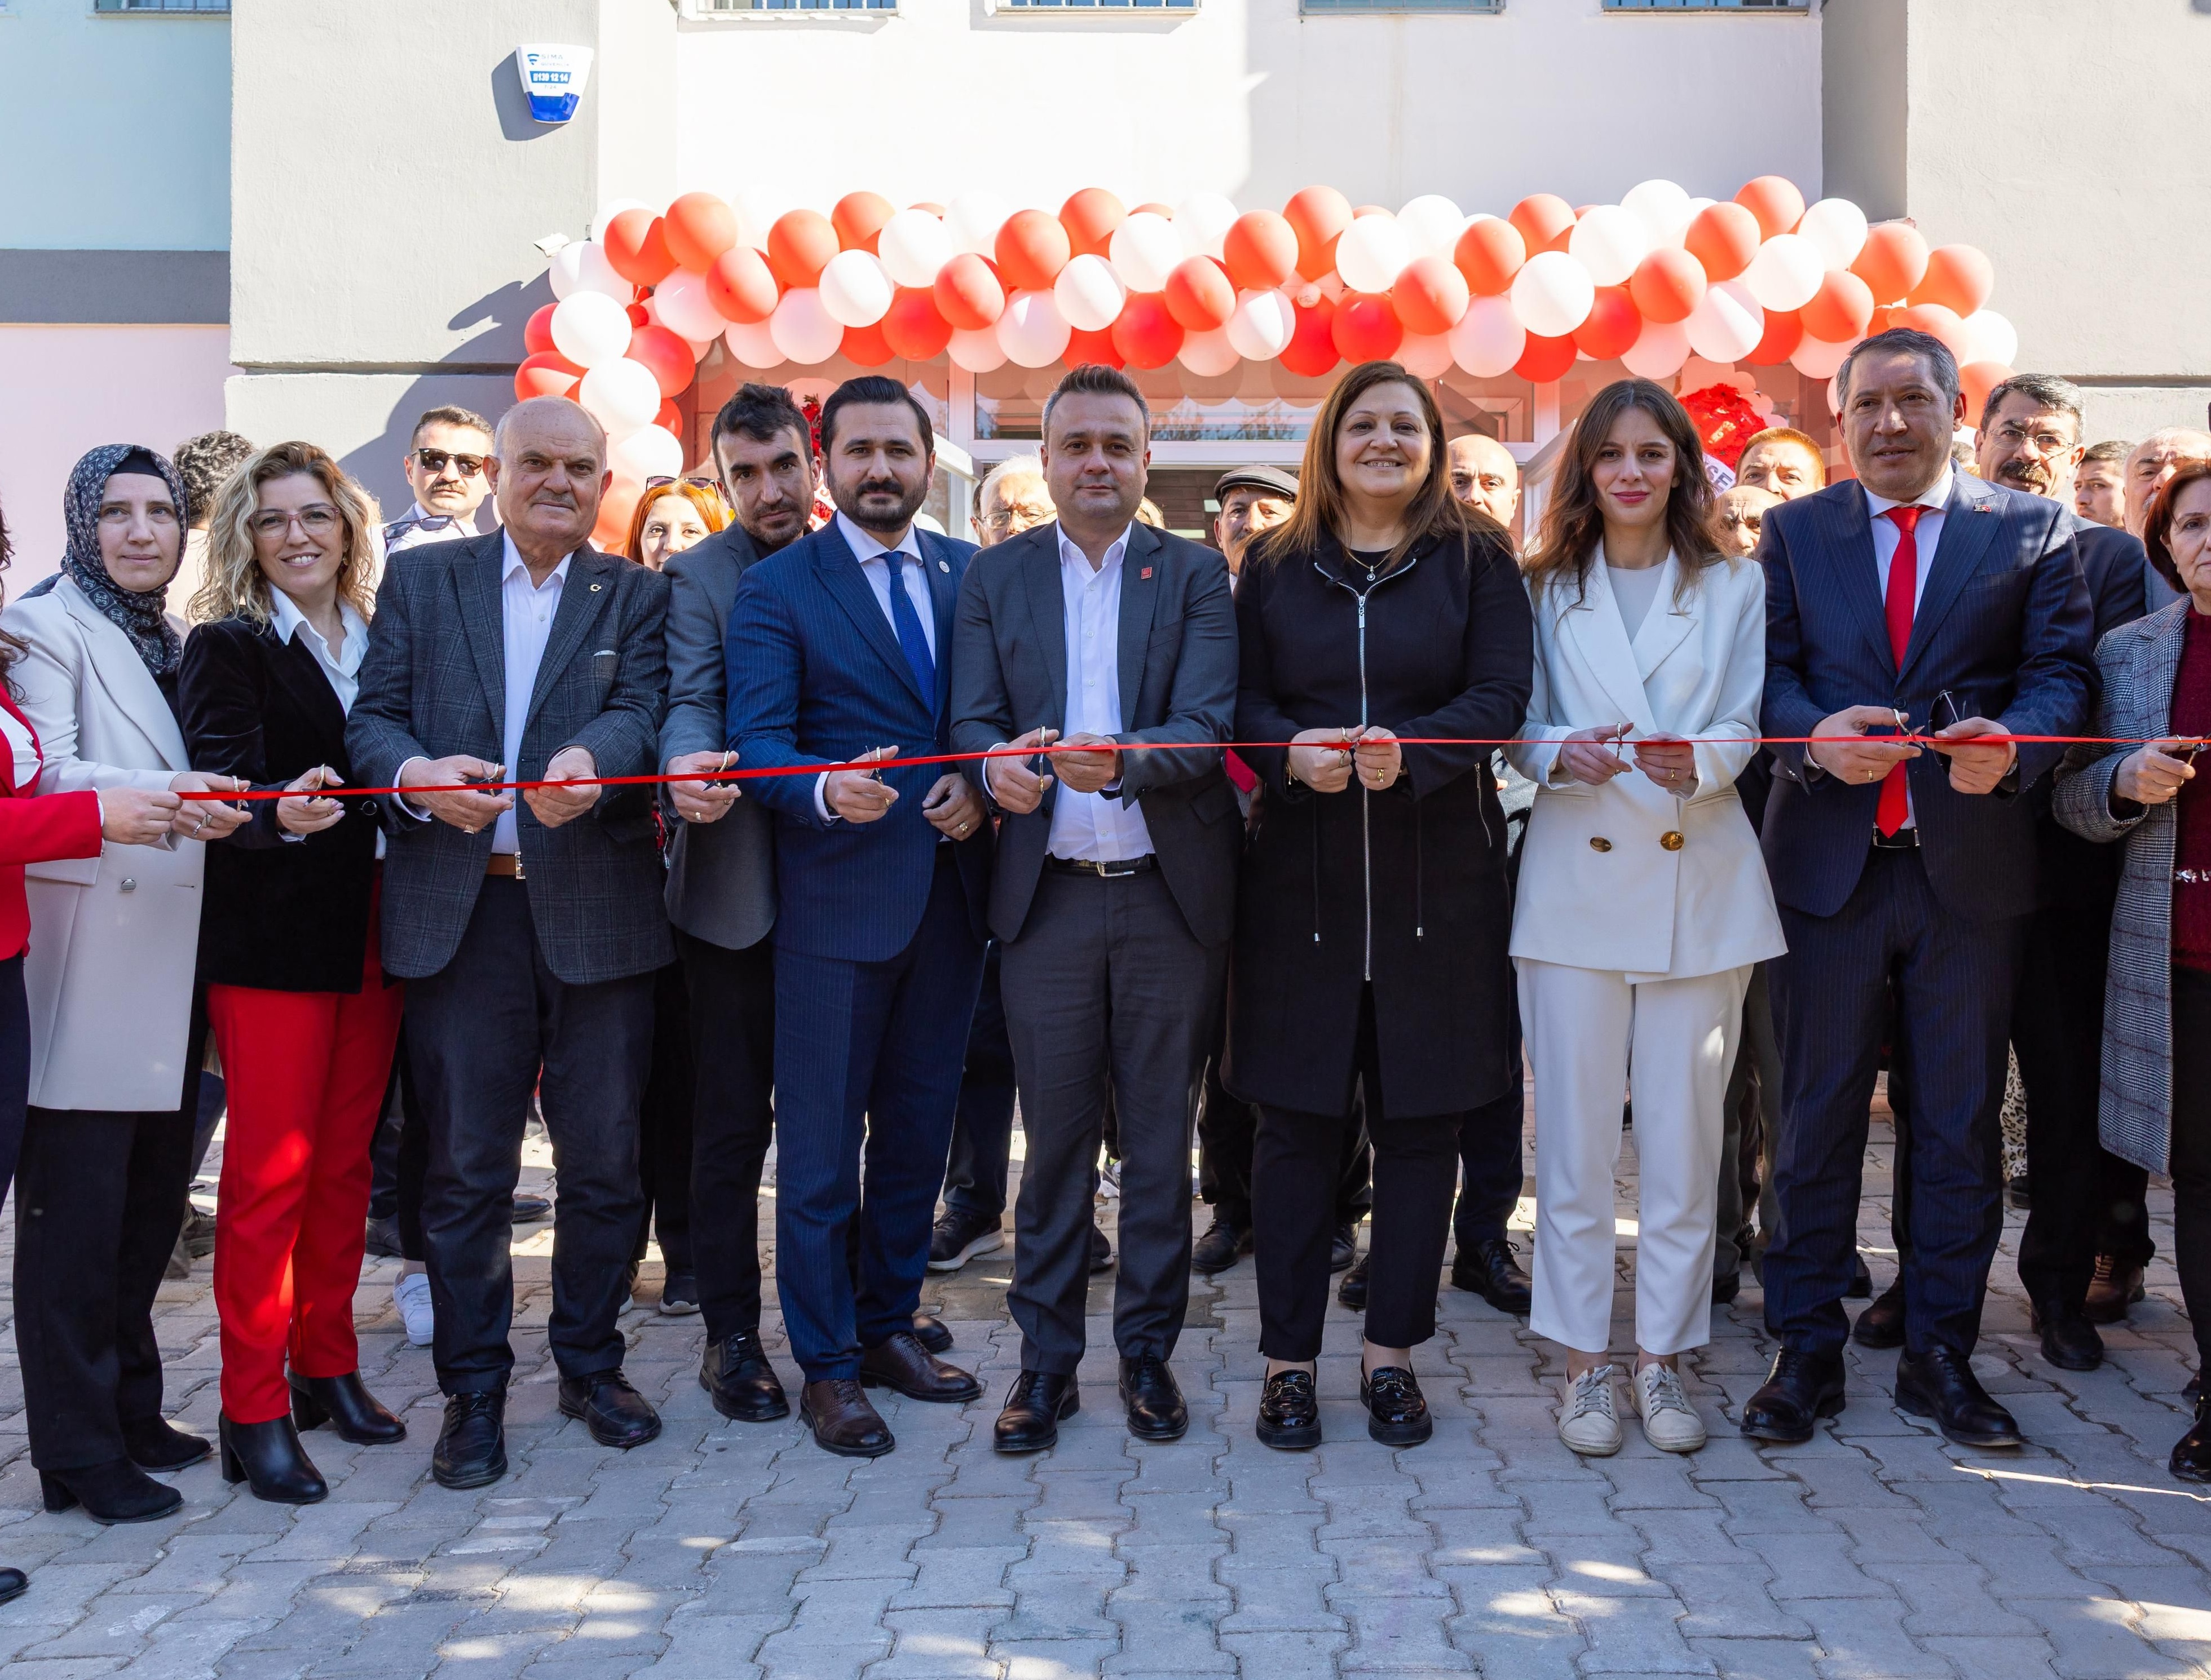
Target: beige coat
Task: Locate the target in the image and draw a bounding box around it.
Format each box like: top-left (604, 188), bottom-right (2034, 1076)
top-left (2, 578), bottom-right (205, 1112)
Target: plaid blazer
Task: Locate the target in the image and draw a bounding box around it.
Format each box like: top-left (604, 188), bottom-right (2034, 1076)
top-left (2050, 596), bottom-right (2191, 1174)
top-left (347, 530), bottom-right (673, 985)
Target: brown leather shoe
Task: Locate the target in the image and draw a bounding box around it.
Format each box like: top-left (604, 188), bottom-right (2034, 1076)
top-left (859, 1330), bottom-right (984, 1403)
top-left (2083, 1254), bottom-right (2145, 1325)
top-left (800, 1379), bottom-right (894, 1458)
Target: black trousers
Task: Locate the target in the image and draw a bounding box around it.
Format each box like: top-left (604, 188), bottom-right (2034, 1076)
top-left (941, 943), bottom-right (1020, 1224)
top-left (1453, 990), bottom-right (1525, 1252)
top-left (14, 990), bottom-right (206, 1471)
top-left (677, 927), bottom-right (776, 1347)
top-left (633, 959), bottom-right (696, 1274)
top-left (1253, 986), bottom-right (1463, 1361)
top-left (2169, 966), bottom-right (2211, 1370)
top-left (368, 1024), bottom-right (430, 1262)
top-left (2013, 901), bottom-right (2121, 1310)
top-left (1198, 975), bottom-right (1371, 1230)
top-left (0, 955), bottom-right (28, 1207)
top-left (405, 879), bottom-right (655, 1392)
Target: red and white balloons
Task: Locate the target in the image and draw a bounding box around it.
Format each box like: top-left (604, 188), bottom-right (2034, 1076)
top-left (549, 291), bottom-right (632, 369)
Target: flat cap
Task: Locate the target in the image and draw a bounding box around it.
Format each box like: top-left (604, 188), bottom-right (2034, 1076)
top-left (1212, 465), bottom-right (1299, 502)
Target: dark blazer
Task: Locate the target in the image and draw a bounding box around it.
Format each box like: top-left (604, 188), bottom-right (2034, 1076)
top-left (951, 520), bottom-right (1240, 947)
top-left (1224, 523), bottom-right (1533, 1118)
top-left (660, 523), bottom-right (776, 952)
top-left (347, 530), bottom-right (673, 985)
top-left (1759, 473), bottom-right (2093, 922)
top-left (723, 520), bottom-right (990, 963)
top-left (179, 613), bottom-right (386, 993)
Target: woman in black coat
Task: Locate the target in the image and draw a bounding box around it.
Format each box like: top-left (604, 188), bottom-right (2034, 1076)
top-left (1225, 361), bottom-right (1533, 1451)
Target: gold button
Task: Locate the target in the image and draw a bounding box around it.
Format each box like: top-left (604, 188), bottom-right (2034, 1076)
top-left (1660, 830), bottom-right (1685, 851)
top-left (1589, 837), bottom-right (1612, 853)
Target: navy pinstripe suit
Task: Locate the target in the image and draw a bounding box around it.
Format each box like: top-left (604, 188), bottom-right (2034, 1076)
top-left (1757, 473), bottom-right (2093, 1359)
top-left (725, 519), bottom-right (991, 1381)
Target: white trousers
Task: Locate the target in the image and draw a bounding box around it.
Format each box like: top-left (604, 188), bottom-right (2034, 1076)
top-left (1519, 957), bottom-right (1751, 1358)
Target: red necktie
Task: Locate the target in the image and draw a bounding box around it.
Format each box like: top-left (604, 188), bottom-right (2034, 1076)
top-left (1875, 505), bottom-right (1922, 837)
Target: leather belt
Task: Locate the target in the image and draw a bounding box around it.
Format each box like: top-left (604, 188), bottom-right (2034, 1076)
top-left (1045, 854), bottom-right (1156, 878)
top-left (486, 853), bottom-right (526, 878)
top-left (1869, 828), bottom-right (1921, 851)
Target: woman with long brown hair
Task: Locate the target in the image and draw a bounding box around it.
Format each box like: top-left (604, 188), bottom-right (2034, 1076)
top-left (1507, 378), bottom-right (1782, 1457)
top-left (1224, 360), bottom-right (1533, 1451)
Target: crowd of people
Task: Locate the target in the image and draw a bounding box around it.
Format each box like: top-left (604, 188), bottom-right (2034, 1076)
top-left (0, 325), bottom-right (2204, 1608)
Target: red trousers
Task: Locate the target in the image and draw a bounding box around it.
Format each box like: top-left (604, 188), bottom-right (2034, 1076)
top-left (208, 923), bottom-right (405, 1423)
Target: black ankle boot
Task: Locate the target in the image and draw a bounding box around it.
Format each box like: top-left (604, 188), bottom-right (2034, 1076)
top-left (291, 1373), bottom-right (406, 1444)
top-left (220, 1415), bottom-right (328, 1505)
top-left (122, 1416), bottom-right (213, 1472)
top-left (38, 1458), bottom-right (183, 1524)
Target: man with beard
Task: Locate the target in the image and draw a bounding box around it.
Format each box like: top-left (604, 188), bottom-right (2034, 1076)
top-left (725, 376), bottom-right (992, 1457)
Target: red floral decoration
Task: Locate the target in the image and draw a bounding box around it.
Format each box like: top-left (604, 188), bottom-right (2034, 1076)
top-left (800, 397), bottom-right (837, 530)
top-left (1678, 383), bottom-right (1766, 472)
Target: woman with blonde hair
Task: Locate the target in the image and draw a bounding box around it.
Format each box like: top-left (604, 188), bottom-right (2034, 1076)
top-left (178, 440), bottom-right (407, 1504)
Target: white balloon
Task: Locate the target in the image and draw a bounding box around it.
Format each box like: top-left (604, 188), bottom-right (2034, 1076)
top-left (723, 319), bottom-right (783, 369)
top-left (655, 269), bottom-right (727, 340)
top-left (1450, 295), bottom-right (1526, 378)
top-left (1621, 180), bottom-right (1695, 250)
top-left (1177, 327), bottom-right (1239, 377)
top-left (946, 193), bottom-right (1013, 258)
top-left (818, 249), bottom-right (894, 328)
top-left (769, 288), bottom-right (844, 365)
top-left (550, 291), bottom-right (634, 369)
top-left (577, 358), bottom-right (663, 436)
top-left (948, 326), bottom-right (1008, 374)
top-left (1334, 215), bottom-right (1413, 295)
top-left (1510, 251), bottom-right (1596, 338)
top-left (549, 240), bottom-right (628, 304)
top-left (1798, 198), bottom-right (1870, 269)
top-left (1172, 194), bottom-right (1241, 261)
top-left (1684, 279), bottom-right (1764, 363)
top-left (1110, 213), bottom-right (1184, 295)
top-left (1741, 234), bottom-right (1826, 313)
top-left (877, 208), bottom-right (955, 290)
top-left (1397, 331), bottom-right (1454, 379)
top-left (611, 424), bottom-right (685, 483)
top-left (1396, 196), bottom-right (1466, 262)
top-left (1621, 317), bottom-right (1692, 381)
top-left (1961, 308), bottom-right (2019, 368)
top-left (997, 290), bottom-right (1071, 368)
top-left (1225, 289), bottom-right (1296, 361)
top-left (1568, 205), bottom-right (1651, 288)
top-left (1054, 254), bottom-right (1127, 334)
top-left (590, 198), bottom-right (653, 242)
top-left (1789, 334), bottom-right (1855, 379)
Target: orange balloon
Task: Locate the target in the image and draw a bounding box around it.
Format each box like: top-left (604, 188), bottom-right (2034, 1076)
top-left (1061, 188), bottom-right (1127, 259)
top-left (627, 326), bottom-right (695, 398)
top-left (841, 322), bottom-right (896, 367)
top-left (1331, 294), bottom-right (1404, 364)
top-left (664, 192), bottom-right (738, 273)
top-left (1572, 286), bottom-right (1641, 361)
top-left (1684, 202), bottom-right (1763, 282)
top-left (1392, 255), bottom-right (1470, 337)
top-left (832, 192), bottom-right (897, 254)
top-left (1164, 257), bottom-right (1237, 332)
top-left (1279, 295), bottom-right (1340, 378)
top-left (593, 477), bottom-right (645, 554)
top-left (656, 397), bottom-right (684, 436)
top-left (1850, 224), bottom-right (1930, 306)
top-left (1454, 218), bottom-right (1528, 297)
top-left (1628, 247), bottom-right (1706, 325)
top-left (933, 253), bottom-right (1006, 331)
top-left (1283, 186), bottom-right (1353, 281)
top-left (626, 302), bottom-right (651, 329)
top-left (1744, 307), bottom-right (1804, 368)
top-left (1515, 333), bottom-right (1578, 383)
top-left (1908, 245), bottom-right (1995, 317)
top-left (1734, 175), bottom-right (1806, 240)
top-left (515, 351), bottom-right (582, 403)
top-left (604, 210), bottom-right (677, 288)
top-left (524, 303), bottom-right (558, 356)
top-left (1112, 292), bottom-right (1184, 370)
top-left (1961, 360), bottom-right (2015, 421)
top-left (767, 210), bottom-right (839, 289)
top-left (881, 289), bottom-right (954, 362)
top-left (1893, 302), bottom-right (1969, 360)
top-left (1066, 326), bottom-right (1123, 370)
top-left (995, 209), bottom-right (1073, 292)
top-left (706, 246), bottom-right (780, 325)
top-left (1509, 194), bottom-right (1577, 257)
top-left (1222, 210), bottom-right (1300, 293)
top-left (1799, 269), bottom-right (1875, 344)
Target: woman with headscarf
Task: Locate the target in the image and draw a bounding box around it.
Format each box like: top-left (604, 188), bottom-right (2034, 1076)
top-left (3, 446), bottom-right (251, 1524)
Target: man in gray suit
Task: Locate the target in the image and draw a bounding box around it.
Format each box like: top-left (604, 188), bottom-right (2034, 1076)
top-left (951, 364), bottom-right (1241, 1452)
top-left (349, 396), bottom-right (670, 1489)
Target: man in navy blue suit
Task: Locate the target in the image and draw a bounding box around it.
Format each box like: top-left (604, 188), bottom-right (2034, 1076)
top-left (725, 376), bottom-right (992, 1457)
top-left (1745, 329), bottom-right (2093, 1449)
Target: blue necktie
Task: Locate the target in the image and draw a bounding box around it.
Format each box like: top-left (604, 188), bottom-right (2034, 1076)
top-left (881, 546), bottom-right (937, 702)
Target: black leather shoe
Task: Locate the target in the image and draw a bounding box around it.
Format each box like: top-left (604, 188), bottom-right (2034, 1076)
top-left (559, 1370), bottom-right (662, 1449)
top-left (431, 1391), bottom-right (508, 1489)
top-left (123, 1416), bottom-right (213, 1471)
top-left (860, 1331), bottom-right (983, 1403)
top-left (1336, 1253), bottom-right (1369, 1310)
top-left (1451, 1238), bottom-right (1533, 1316)
top-left (363, 1214), bottom-right (403, 1259)
top-left (291, 1372), bottom-right (406, 1444)
top-left (39, 1458), bottom-right (184, 1523)
top-left (1256, 1369), bottom-right (1322, 1451)
top-left (1360, 1365), bottom-right (1433, 1447)
top-left (1330, 1223), bottom-right (1359, 1273)
top-left (1895, 1347), bottom-right (2023, 1448)
top-left (802, 1379), bottom-right (894, 1457)
top-left (219, 1414), bottom-right (328, 1505)
top-left (1711, 1270), bottom-right (1742, 1306)
top-left (1191, 1213), bottom-right (1252, 1275)
top-left (994, 1370), bottom-right (1078, 1453)
top-left (511, 1190), bottom-right (553, 1224)
top-left (1091, 1222), bottom-right (1115, 1272)
top-left (1848, 1252), bottom-right (1874, 1299)
top-left (2029, 1301), bottom-right (2104, 1372)
top-left (1119, 1355), bottom-right (1188, 1442)
top-left (0, 1567), bottom-right (24, 1606)
top-left (2170, 1394), bottom-right (2211, 1483)
top-left (701, 1333), bottom-right (791, 1422)
top-left (912, 1312), bottom-right (954, 1355)
top-left (1852, 1281), bottom-right (1906, 1349)
top-left (1739, 1349), bottom-right (1847, 1444)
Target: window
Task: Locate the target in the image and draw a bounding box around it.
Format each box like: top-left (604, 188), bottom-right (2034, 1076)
top-left (94, 0), bottom-right (230, 11)
top-left (999, 0), bottom-right (1197, 10)
top-left (1303, 0), bottom-right (1499, 11)
top-left (699, 0), bottom-right (893, 10)
top-left (1603, 1), bottom-right (1806, 10)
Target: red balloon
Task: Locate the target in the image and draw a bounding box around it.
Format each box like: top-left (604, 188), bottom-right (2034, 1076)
top-left (1061, 188), bottom-right (1126, 259)
top-left (603, 210), bottom-right (677, 287)
top-left (1572, 287), bottom-right (1642, 361)
top-left (594, 478), bottom-right (645, 555)
top-left (664, 192), bottom-right (738, 272)
top-left (1222, 210), bottom-right (1299, 292)
top-left (706, 245), bottom-right (780, 325)
top-left (841, 322), bottom-right (896, 367)
top-left (1111, 293), bottom-right (1184, 370)
top-left (1331, 294), bottom-right (1404, 364)
top-left (626, 302), bottom-right (651, 329)
top-left (1509, 194), bottom-right (1577, 257)
top-left (881, 289), bottom-right (954, 362)
top-left (766, 210), bottom-right (839, 289)
top-left (515, 351), bottom-right (582, 403)
top-left (1279, 296), bottom-right (1340, 378)
top-left (1851, 223), bottom-right (1931, 305)
top-left (996, 209), bottom-right (1072, 291)
top-left (1455, 218), bottom-right (1527, 297)
top-left (1164, 257), bottom-right (1236, 332)
top-left (524, 303), bottom-right (558, 356)
top-left (933, 253), bottom-right (1006, 331)
top-left (1960, 360), bottom-right (2015, 422)
top-left (1065, 326), bottom-right (1123, 369)
top-left (627, 326), bottom-right (695, 398)
top-left (1734, 175), bottom-right (1806, 241)
top-left (1893, 302), bottom-right (1970, 360)
top-left (1283, 186), bottom-right (1353, 281)
top-left (1514, 333), bottom-right (1578, 383)
top-left (1391, 256), bottom-right (1468, 337)
top-left (1629, 247), bottom-right (1706, 325)
top-left (1799, 269), bottom-right (1875, 344)
top-left (1907, 245), bottom-right (1995, 317)
top-left (1744, 307), bottom-right (1804, 367)
top-left (832, 191), bottom-right (897, 254)
top-left (1685, 202), bottom-right (1762, 282)
top-left (656, 397), bottom-right (684, 435)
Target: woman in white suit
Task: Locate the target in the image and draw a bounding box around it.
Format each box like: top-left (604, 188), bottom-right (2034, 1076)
top-left (3, 446), bottom-right (249, 1523)
top-left (1507, 381), bottom-right (1784, 1458)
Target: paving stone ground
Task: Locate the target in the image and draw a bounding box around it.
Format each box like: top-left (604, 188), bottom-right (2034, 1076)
top-left (1, 1086), bottom-right (2206, 1680)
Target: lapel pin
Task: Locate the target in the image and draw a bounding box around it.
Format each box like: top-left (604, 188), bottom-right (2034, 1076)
top-left (589, 582), bottom-right (602, 591)
top-left (1141, 567), bottom-right (1153, 579)
top-left (938, 559), bottom-right (950, 573)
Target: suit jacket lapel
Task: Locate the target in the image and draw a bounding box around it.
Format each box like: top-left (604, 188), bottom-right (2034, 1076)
top-left (58, 581), bottom-right (188, 771)
top-left (1023, 527), bottom-right (1069, 732)
top-left (527, 546), bottom-right (614, 725)
top-left (812, 523), bottom-right (928, 708)
top-left (1561, 559), bottom-right (1659, 735)
top-left (1630, 552), bottom-right (1696, 687)
top-left (454, 533), bottom-right (509, 729)
top-left (1899, 475), bottom-right (2004, 684)
top-left (921, 531), bottom-right (958, 722)
top-left (1116, 523), bottom-right (1162, 724)
top-left (1812, 485), bottom-right (1897, 675)
top-left (267, 622), bottom-right (348, 744)
top-left (2150, 603), bottom-right (2190, 735)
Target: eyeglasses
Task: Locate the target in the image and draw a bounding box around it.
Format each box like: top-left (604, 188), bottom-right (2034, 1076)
top-left (645, 475), bottom-right (722, 493)
top-left (248, 505), bottom-right (340, 537)
top-left (1990, 424), bottom-right (2076, 457)
top-left (414, 449), bottom-right (486, 478)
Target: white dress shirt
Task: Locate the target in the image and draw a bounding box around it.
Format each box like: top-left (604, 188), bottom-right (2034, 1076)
top-left (815, 511), bottom-right (937, 823)
top-left (1036, 524), bottom-right (1152, 861)
top-left (269, 589), bottom-right (382, 856)
top-left (1852, 467), bottom-right (1955, 827)
top-left (492, 534), bottom-right (572, 852)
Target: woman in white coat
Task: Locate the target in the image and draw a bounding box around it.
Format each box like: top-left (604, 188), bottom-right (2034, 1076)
top-left (1507, 381), bottom-right (1784, 1458)
top-left (4, 446), bottom-right (249, 1523)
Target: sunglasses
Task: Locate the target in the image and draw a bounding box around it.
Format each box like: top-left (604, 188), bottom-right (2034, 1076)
top-left (645, 475), bottom-right (722, 493)
top-left (414, 449), bottom-right (486, 477)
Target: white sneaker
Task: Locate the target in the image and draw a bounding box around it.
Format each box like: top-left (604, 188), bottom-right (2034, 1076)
top-left (394, 1272), bottom-right (435, 1347)
top-left (1631, 1361), bottom-right (1707, 1453)
top-left (1559, 1364), bottom-right (1623, 1456)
